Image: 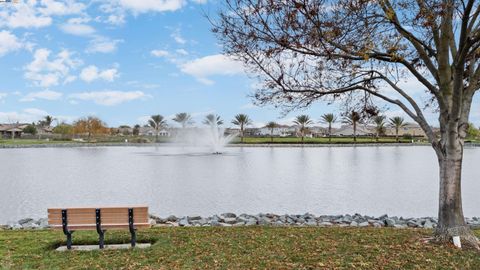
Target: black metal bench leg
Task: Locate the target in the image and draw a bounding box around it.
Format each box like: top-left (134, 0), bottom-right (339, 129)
top-left (96, 209), bottom-right (105, 249)
top-left (130, 229), bottom-right (136, 247)
top-left (66, 232), bottom-right (73, 250)
top-left (128, 208), bottom-right (136, 247)
top-left (62, 209), bottom-right (74, 250)
top-left (98, 230), bottom-right (105, 249)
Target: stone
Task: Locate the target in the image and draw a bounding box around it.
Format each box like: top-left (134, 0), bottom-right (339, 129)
top-left (166, 215), bottom-right (177, 222)
top-left (349, 221), bottom-right (358, 227)
top-left (378, 214), bottom-right (388, 220)
top-left (221, 213), bottom-right (236, 218)
top-left (358, 221), bottom-right (369, 227)
top-left (423, 219), bottom-right (434, 229)
top-left (258, 217), bottom-right (271, 225)
top-left (188, 216), bottom-right (202, 221)
top-left (384, 218), bottom-right (395, 227)
top-left (245, 219), bottom-right (257, 226)
top-left (318, 221), bottom-right (332, 227)
top-left (373, 222), bottom-right (383, 228)
top-left (18, 218), bottom-right (34, 225)
top-left (393, 224), bottom-right (407, 229)
top-left (22, 221), bottom-right (39, 229)
top-left (407, 220), bottom-right (418, 228)
top-left (178, 217), bottom-right (189, 227)
top-left (219, 222), bottom-right (232, 227)
top-left (210, 220), bottom-right (221, 227)
top-left (233, 222), bottom-right (245, 227)
top-left (37, 218), bottom-right (49, 228)
top-left (223, 218), bottom-right (237, 224)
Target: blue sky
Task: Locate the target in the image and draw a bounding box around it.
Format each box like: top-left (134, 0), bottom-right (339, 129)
top-left (0, 0), bottom-right (478, 128)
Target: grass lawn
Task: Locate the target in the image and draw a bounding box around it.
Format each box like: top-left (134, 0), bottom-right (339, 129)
top-left (1, 227), bottom-right (479, 269)
top-left (0, 139), bottom-right (74, 145)
top-left (233, 136), bottom-right (422, 144)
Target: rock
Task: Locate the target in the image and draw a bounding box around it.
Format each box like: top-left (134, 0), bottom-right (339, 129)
top-left (37, 218), bottom-right (49, 228)
top-left (305, 220), bottom-right (317, 226)
top-left (18, 218), bottom-right (34, 225)
top-left (272, 221), bottom-right (284, 226)
top-left (223, 218), bottom-right (237, 224)
top-left (393, 224), bottom-right (407, 229)
top-left (178, 217), bottom-right (189, 227)
top-left (373, 222), bottom-right (383, 228)
top-left (191, 218), bottom-right (208, 226)
top-left (210, 220), bottom-right (221, 227)
top-left (166, 215), bottom-right (177, 222)
top-left (188, 216), bottom-right (202, 221)
top-left (358, 221), bottom-right (369, 227)
top-left (219, 222), bottom-right (232, 227)
top-left (423, 219), bottom-right (434, 229)
top-left (149, 218), bottom-right (157, 226)
top-left (378, 214), bottom-right (388, 220)
top-left (150, 215), bottom-right (166, 223)
top-left (233, 222), bottom-right (245, 227)
top-left (258, 217), bottom-right (271, 225)
top-left (407, 220), bottom-right (419, 228)
top-left (245, 219), bottom-right (257, 226)
top-left (350, 221), bottom-right (358, 227)
top-left (221, 213), bottom-right (236, 218)
top-left (384, 218), bottom-right (396, 227)
top-left (319, 221), bottom-right (332, 227)
top-left (22, 221), bottom-right (39, 229)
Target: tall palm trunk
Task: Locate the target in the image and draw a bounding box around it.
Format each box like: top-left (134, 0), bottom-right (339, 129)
top-left (241, 123), bottom-right (244, 143)
top-left (328, 123), bottom-right (332, 142)
top-left (395, 127), bottom-right (399, 142)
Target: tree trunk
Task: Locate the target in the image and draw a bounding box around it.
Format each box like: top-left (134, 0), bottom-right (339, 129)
top-left (434, 140), bottom-right (479, 248)
top-left (396, 128), bottom-right (399, 143)
top-left (353, 122), bottom-right (357, 142)
top-left (328, 124), bottom-right (331, 142)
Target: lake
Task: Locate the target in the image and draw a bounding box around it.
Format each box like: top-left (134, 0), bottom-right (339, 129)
top-left (1, 145), bottom-right (479, 223)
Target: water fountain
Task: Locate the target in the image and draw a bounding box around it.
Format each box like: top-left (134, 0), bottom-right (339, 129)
top-left (174, 123), bottom-right (237, 154)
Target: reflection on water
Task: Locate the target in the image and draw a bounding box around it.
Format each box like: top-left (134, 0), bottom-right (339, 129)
top-left (0, 145), bottom-right (479, 223)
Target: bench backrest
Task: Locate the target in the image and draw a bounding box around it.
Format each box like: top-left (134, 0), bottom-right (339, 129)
top-left (48, 206), bottom-right (150, 230)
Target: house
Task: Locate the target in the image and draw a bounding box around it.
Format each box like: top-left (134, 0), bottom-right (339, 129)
top-left (258, 124), bottom-right (296, 137)
top-left (332, 125), bottom-right (373, 136)
top-left (384, 123), bottom-right (427, 137)
top-left (0, 123), bottom-right (29, 138)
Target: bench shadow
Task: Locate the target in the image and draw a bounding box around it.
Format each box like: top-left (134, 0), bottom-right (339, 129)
top-left (46, 232), bottom-right (159, 251)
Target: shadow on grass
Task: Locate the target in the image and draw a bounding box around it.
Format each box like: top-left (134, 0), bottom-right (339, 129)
top-left (45, 230), bottom-right (159, 251)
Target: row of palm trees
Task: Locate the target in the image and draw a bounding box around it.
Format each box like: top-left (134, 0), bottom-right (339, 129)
top-left (146, 112), bottom-right (407, 143)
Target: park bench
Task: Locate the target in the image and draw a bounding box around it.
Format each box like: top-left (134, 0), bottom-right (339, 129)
top-left (48, 206), bottom-right (150, 250)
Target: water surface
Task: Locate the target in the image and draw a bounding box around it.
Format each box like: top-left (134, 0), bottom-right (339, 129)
top-left (0, 145), bottom-right (479, 223)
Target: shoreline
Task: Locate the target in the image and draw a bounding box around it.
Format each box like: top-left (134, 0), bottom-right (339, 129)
top-left (3, 213), bottom-right (480, 230)
top-left (0, 142), bottom-right (478, 149)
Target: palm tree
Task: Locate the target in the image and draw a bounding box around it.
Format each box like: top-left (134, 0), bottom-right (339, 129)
top-left (173, 113), bottom-right (193, 128)
top-left (343, 111), bottom-right (361, 142)
top-left (293, 115), bottom-right (313, 143)
top-left (148, 115), bottom-right (167, 142)
top-left (231, 114), bottom-right (252, 143)
top-left (265, 121), bottom-right (278, 143)
top-left (203, 114), bottom-right (223, 126)
top-left (373, 115), bottom-right (386, 142)
top-left (389, 116), bottom-right (406, 142)
top-left (320, 113), bottom-right (336, 142)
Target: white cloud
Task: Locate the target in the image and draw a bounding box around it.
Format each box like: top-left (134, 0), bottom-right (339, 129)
top-left (24, 48), bottom-right (82, 87)
top-left (0, 30), bottom-right (24, 57)
top-left (86, 37), bottom-right (122, 53)
top-left (176, 49), bottom-right (188, 55)
top-left (105, 13), bottom-right (125, 25)
top-left (38, 0), bottom-right (86, 16)
top-left (60, 20), bottom-right (95, 36)
top-left (151, 49), bottom-right (170, 57)
top-left (171, 28), bottom-right (186, 44)
top-left (116, 0), bottom-right (187, 14)
top-left (0, 2), bottom-right (52, 29)
top-left (0, 108), bottom-right (48, 123)
top-left (180, 54), bottom-right (245, 85)
top-left (69, 90), bottom-right (147, 106)
top-left (79, 65), bottom-right (119, 83)
top-left (20, 90), bottom-right (63, 102)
